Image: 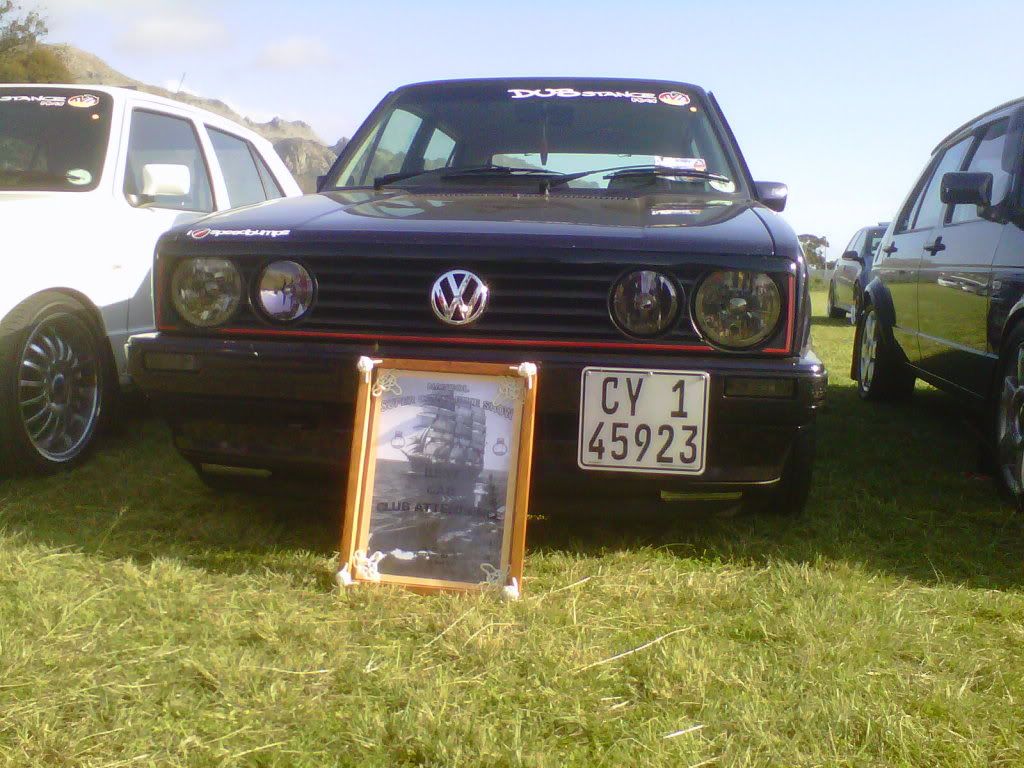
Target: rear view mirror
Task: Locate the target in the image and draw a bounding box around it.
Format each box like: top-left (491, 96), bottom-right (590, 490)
top-left (842, 250), bottom-right (864, 265)
top-left (941, 172), bottom-right (992, 208)
top-left (142, 164), bottom-right (191, 198)
top-left (754, 181), bottom-right (788, 212)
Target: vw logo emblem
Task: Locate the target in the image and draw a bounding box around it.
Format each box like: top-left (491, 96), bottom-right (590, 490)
top-left (431, 269), bottom-right (489, 326)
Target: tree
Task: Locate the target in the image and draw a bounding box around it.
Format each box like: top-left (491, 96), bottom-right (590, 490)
top-left (0, 2), bottom-right (70, 83)
top-left (798, 234), bottom-right (830, 269)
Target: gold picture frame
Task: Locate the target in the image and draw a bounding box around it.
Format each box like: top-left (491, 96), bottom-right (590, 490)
top-left (339, 358), bottom-right (538, 595)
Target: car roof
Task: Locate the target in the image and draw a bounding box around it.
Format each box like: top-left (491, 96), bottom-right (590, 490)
top-left (394, 77), bottom-right (707, 94)
top-left (0, 83), bottom-right (269, 144)
top-left (933, 96), bottom-right (1024, 154)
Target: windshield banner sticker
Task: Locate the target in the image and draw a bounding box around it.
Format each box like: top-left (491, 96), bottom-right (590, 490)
top-left (187, 228), bottom-right (291, 240)
top-left (506, 88), bottom-right (692, 107)
top-left (0, 93), bottom-right (100, 108)
top-left (655, 157), bottom-right (707, 172)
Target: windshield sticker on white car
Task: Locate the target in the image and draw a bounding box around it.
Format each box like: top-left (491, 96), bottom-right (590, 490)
top-left (508, 88), bottom-right (660, 104)
top-left (655, 157), bottom-right (707, 172)
top-left (67, 94), bottom-right (101, 108)
top-left (66, 169), bottom-right (92, 186)
top-left (187, 228), bottom-right (291, 240)
top-left (658, 91), bottom-right (690, 107)
top-left (0, 94), bottom-right (68, 107)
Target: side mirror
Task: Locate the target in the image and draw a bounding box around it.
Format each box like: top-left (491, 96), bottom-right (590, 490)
top-left (842, 250), bottom-right (864, 265)
top-left (142, 164), bottom-right (191, 198)
top-left (940, 171), bottom-right (992, 208)
top-left (754, 181), bottom-right (788, 212)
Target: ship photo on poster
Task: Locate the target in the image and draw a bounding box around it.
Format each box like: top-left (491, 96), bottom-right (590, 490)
top-left (366, 370), bottom-right (522, 585)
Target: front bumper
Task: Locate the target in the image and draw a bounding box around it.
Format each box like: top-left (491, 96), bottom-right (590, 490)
top-left (127, 333), bottom-right (826, 494)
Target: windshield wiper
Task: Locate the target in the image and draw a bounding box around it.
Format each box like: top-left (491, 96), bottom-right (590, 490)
top-left (374, 164), bottom-right (565, 190)
top-left (544, 164), bottom-right (731, 190)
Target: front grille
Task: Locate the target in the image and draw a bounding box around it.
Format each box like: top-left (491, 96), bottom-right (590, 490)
top-left (238, 250), bottom-right (705, 345)
top-left (159, 245), bottom-right (794, 353)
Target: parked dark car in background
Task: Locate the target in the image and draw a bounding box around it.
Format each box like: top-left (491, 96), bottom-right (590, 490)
top-left (826, 223), bottom-right (889, 321)
top-left (128, 78), bottom-right (827, 515)
top-left (854, 98), bottom-right (1024, 503)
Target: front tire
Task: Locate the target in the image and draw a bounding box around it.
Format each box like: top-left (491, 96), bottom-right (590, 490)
top-left (827, 282), bottom-right (845, 319)
top-left (855, 304), bottom-right (914, 401)
top-left (991, 326), bottom-right (1024, 508)
top-left (0, 293), bottom-right (108, 473)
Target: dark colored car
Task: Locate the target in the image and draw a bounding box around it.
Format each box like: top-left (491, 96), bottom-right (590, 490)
top-left (853, 98), bottom-right (1024, 502)
top-left (127, 78), bottom-right (827, 514)
top-left (826, 223), bottom-right (889, 321)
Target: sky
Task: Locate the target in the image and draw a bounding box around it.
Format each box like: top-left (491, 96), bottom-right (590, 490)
top-left (38, 0), bottom-right (1024, 259)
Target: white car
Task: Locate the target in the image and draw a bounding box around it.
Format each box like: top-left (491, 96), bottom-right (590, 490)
top-left (0, 84), bottom-right (302, 472)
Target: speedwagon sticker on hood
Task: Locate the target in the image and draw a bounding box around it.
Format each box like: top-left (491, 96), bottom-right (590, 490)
top-left (187, 228), bottom-right (291, 240)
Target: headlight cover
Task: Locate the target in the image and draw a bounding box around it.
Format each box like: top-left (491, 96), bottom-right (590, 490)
top-left (693, 270), bottom-right (782, 349)
top-left (257, 260), bottom-right (315, 322)
top-left (170, 257), bottom-right (242, 328)
top-left (610, 270), bottom-right (680, 337)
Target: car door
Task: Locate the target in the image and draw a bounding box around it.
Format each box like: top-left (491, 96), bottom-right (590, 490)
top-left (875, 138), bottom-right (974, 364)
top-left (113, 107), bottom-right (218, 376)
top-left (917, 119), bottom-right (1016, 395)
top-left (835, 230), bottom-right (865, 308)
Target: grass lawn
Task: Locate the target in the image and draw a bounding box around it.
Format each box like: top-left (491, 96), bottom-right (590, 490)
top-left (2, 291), bottom-right (1023, 767)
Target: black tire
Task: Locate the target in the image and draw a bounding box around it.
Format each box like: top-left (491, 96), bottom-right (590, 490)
top-left (854, 303), bottom-right (914, 401)
top-left (989, 324), bottom-right (1024, 509)
top-left (0, 292), bottom-right (112, 473)
top-left (744, 424), bottom-right (815, 516)
top-left (827, 282), bottom-right (846, 319)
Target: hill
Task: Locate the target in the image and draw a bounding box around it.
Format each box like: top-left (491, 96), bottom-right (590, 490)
top-left (46, 44), bottom-right (345, 192)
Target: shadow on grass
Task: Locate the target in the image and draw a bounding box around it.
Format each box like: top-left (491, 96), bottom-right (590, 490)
top-left (811, 315), bottom-right (854, 329)
top-left (2, 381), bottom-right (1022, 592)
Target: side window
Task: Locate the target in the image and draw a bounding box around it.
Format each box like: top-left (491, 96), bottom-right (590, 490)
top-left (894, 164), bottom-right (933, 235)
top-left (422, 127), bottom-right (456, 171)
top-left (208, 128), bottom-right (272, 208)
top-left (912, 137), bottom-right (973, 231)
top-left (123, 110), bottom-right (214, 212)
top-left (252, 152), bottom-right (284, 199)
top-left (340, 108), bottom-right (423, 186)
top-left (952, 119), bottom-right (1013, 224)
top-left (846, 232), bottom-right (865, 258)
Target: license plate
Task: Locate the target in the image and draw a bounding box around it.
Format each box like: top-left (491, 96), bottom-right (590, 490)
top-left (578, 367), bottom-right (709, 475)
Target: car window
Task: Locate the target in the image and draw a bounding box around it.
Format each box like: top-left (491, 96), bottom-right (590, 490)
top-left (423, 127), bottom-right (455, 171)
top-left (342, 108), bottom-right (424, 186)
top-left (252, 150), bottom-right (284, 199)
top-left (864, 229), bottom-right (885, 259)
top-left (912, 137), bottom-right (973, 231)
top-left (845, 231), bottom-right (865, 258)
top-left (951, 119), bottom-right (1013, 224)
top-left (124, 110), bottom-right (214, 212)
top-left (208, 127), bottom-right (273, 208)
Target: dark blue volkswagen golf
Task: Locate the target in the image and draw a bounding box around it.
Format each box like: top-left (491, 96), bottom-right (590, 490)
top-left (128, 78), bottom-right (826, 514)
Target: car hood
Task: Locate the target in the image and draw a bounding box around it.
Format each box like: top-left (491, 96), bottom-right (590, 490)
top-left (168, 190), bottom-right (780, 257)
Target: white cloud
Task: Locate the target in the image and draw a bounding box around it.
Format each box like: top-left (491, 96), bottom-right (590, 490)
top-left (115, 12), bottom-right (225, 54)
top-left (256, 36), bottom-right (331, 70)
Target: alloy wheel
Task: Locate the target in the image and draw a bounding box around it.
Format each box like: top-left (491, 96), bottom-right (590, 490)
top-left (859, 310), bottom-right (878, 390)
top-left (16, 313), bottom-right (101, 463)
top-left (997, 345), bottom-right (1024, 498)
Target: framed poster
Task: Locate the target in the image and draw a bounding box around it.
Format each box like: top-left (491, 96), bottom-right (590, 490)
top-left (339, 358), bottom-right (538, 595)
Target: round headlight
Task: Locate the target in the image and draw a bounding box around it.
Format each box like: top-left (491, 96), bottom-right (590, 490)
top-left (170, 258), bottom-right (242, 328)
top-left (257, 260), bottom-right (315, 322)
top-left (693, 270), bottom-right (782, 349)
top-left (610, 270), bottom-right (680, 337)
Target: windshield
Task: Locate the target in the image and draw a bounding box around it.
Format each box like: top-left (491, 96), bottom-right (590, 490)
top-left (0, 88), bottom-right (112, 192)
top-left (330, 82), bottom-right (745, 197)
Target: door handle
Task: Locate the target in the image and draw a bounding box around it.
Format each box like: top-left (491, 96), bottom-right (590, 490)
top-left (882, 243), bottom-right (898, 255)
top-left (924, 237), bottom-right (946, 256)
